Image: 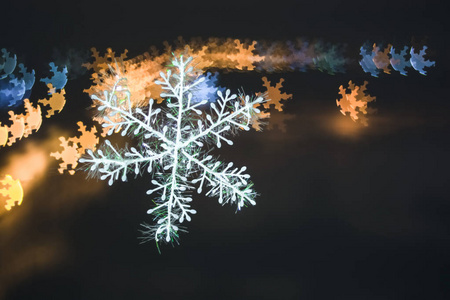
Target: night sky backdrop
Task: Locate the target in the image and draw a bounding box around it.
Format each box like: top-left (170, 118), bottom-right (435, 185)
top-left (1, 0), bottom-right (449, 299)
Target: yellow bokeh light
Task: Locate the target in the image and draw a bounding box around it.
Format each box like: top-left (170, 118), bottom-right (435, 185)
top-left (0, 123), bottom-right (8, 146)
top-left (0, 174), bottom-right (23, 211)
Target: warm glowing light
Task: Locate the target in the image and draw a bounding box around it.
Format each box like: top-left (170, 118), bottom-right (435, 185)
top-left (0, 123), bottom-right (7, 146)
top-left (83, 47), bottom-right (163, 107)
top-left (51, 137), bottom-right (80, 175)
top-left (78, 38), bottom-right (348, 147)
top-left (51, 121), bottom-right (99, 175)
top-left (5, 111), bottom-right (25, 146)
top-left (38, 84), bottom-right (66, 118)
top-left (83, 38), bottom-right (345, 111)
top-left (68, 121), bottom-right (99, 153)
top-left (336, 81), bottom-right (376, 126)
top-left (20, 99), bottom-right (43, 137)
top-left (66, 41), bottom-right (302, 177)
top-left (2, 144), bottom-right (50, 186)
top-left (260, 77), bottom-right (292, 112)
top-left (0, 175), bottom-right (23, 210)
top-left (328, 113), bottom-right (363, 137)
top-left (1, 61), bottom-right (67, 148)
top-left (372, 43), bottom-right (392, 74)
top-left (3, 91), bottom-right (53, 147)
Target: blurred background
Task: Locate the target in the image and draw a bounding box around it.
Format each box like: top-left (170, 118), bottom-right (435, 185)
top-left (1, 0), bottom-right (449, 299)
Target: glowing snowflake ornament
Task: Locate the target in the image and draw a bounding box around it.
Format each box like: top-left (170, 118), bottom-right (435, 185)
top-left (410, 46), bottom-right (435, 75)
top-left (80, 55), bottom-right (267, 245)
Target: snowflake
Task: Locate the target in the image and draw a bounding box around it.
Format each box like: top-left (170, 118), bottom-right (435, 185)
top-left (40, 62), bottom-right (68, 90)
top-left (19, 99), bottom-right (42, 137)
top-left (51, 121), bottom-right (99, 175)
top-left (5, 110), bottom-right (25, 146)
top-left (79, 55), bottom-right (267, 245)
top-left (0, 174), bottom-right (23, 211)
top-left (38, 84), bottom-right (66, 118)
top-left (0, 75), bottom-right (26, 107)
top-left (372, 43), bottom-right (392, 74)
top-left (0, 123), bottom-right (7, 146)
top-left (18, 63), bottom-right (35, 90)
top-left (359, 45), bottom-right (379, 77)
top-left (336, 81), bottom-right (376, 126)
top-left (175, 38), bottom-right (264, 71)
top-left (50, 137), bottom-right (80, 175)
top-left (0, 49), bottom-right (17, 80)
top-left (410, 46), bottom-right (435, 75)
top-left (230, 40), bottom-right (263, 71)
top-left (82, 47), bottom-right (128, 73)
top-left (390, 46), bottom-right (412, 76)
top-left (260, 77), bottom-right (292, 112)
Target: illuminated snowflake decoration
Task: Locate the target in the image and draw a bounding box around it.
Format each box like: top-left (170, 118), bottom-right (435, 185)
top-left (359, 44), bottom-right (379, 77)
top-left (390, 46), bottom-right (412, 76)
top-left (79, 55), bottom-right (267, 245)
top-left (410, 46), bottom-right (435, 75)
top-left (40, 62), bottom-right (68, 90)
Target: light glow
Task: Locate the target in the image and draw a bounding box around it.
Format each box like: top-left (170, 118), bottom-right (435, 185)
top-left (0, 174), bottom-right (23, 211)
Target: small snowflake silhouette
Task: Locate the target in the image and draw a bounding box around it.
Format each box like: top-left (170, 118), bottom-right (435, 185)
top-left (410, 46), bottom-right (435, 75)
top-left (80, 55), bottom-right (268, 245)
top-left (390, 46), bottom-right (412, 76)
top-left (40, 62), bottom-right (68, 90)
top-left (336, 80), bottom-right (376, 126)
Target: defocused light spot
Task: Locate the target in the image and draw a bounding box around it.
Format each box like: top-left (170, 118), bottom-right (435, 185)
top-left (410, 46), bottom-right (435, 75)
top-left (38, 84), bottom-right (66, 118)
top-left (0, 174), bottom-right (23, 210)
top-left (336, 81), bottom-right (376, 126)
top-left (51, 121), bottom-right (99, 175)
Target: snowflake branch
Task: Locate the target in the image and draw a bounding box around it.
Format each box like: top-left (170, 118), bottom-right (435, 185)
top-left (79, 140), bottom-right (169, 185)
top-left (182, 150), bottom-right (257, 210)
top-left (92, 90), bottom-right (174, 146)
top-left (182, 91), bottom-right (264, 149)
top-left (146, 174), bottom-right (197, 242)
top-left (146, 55), bottom-right (200, 243)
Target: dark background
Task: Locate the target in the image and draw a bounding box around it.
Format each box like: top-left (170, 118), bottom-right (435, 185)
top-left (1, 0), bottom-right (449, 299)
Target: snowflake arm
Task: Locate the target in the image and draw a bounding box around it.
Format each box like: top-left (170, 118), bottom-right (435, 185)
top-left (79, 140), bottom-right (169, 185)
top-left (182, 150), bottom-right (257, 210)
top-left (142, 56), bottom-right (201, 243)
top-left (155, 61), bottom-right (208, 114)
top-left (182, 91), bottom-right (265, 149)
top-left (92, 85), bottom-right (174, 146)
top-left (155, 56), bottom-right (204, 100)
top-left (145, 174), bottom-right (197, 243)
